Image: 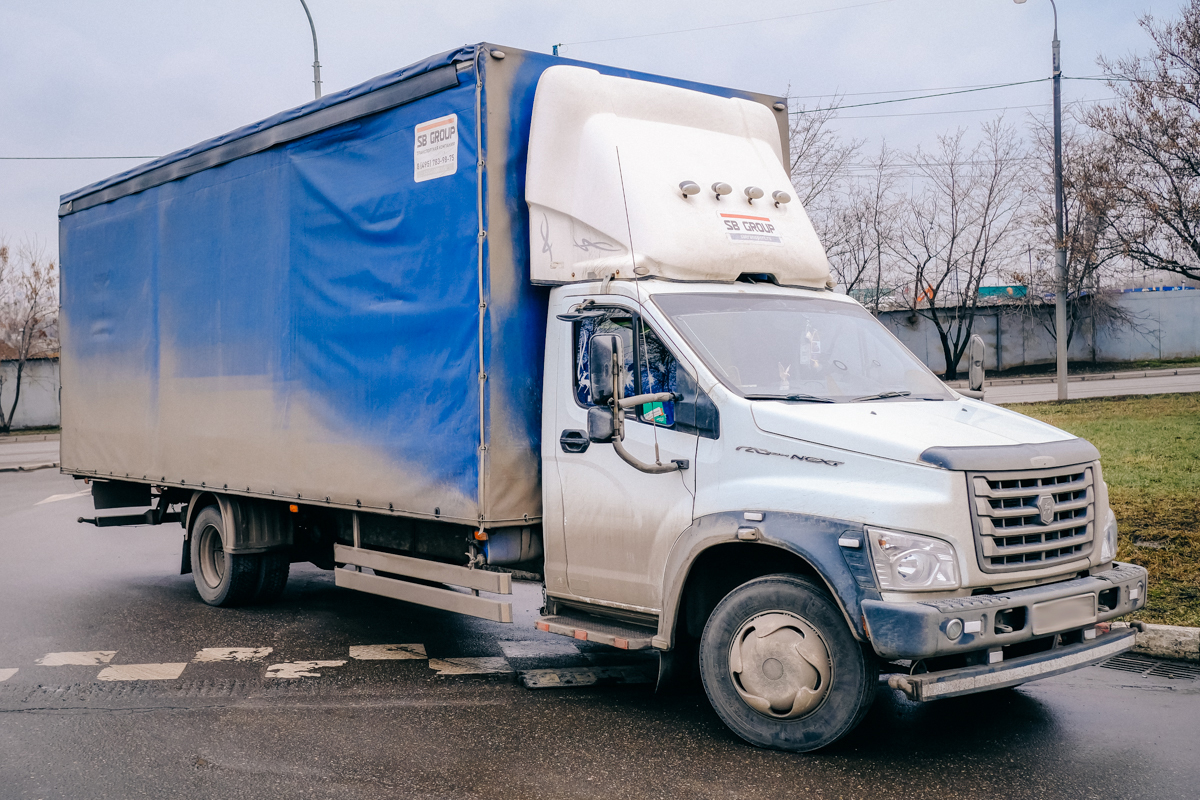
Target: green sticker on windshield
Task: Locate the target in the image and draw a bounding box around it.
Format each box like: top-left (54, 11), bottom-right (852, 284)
top-left (643, 401), bottom-right (667, 424)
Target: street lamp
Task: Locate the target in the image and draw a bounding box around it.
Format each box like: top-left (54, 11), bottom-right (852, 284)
top-left (1014, 0), bottom-right (1068, 400)
top-left (299, 0), bottom-right (323, 100)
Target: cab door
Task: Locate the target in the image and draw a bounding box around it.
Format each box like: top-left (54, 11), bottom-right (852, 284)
top-left (550, 300), bottom-right (698, 612)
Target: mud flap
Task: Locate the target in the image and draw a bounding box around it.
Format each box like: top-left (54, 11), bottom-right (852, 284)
top-left (180, 536), bottom-right (192, 575)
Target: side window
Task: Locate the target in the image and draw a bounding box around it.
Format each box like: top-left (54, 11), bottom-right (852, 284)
top-left (636, 323), bottom-right (678, 427)
top-left (570, 313), bottom-right (680, 428)
top-left (573, 314), bottom-right (635, 406)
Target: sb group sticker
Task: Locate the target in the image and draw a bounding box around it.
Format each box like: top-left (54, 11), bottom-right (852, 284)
top-left (414, 114), bottom-right (458, 182)
top-left (719, 212), bottom-right (783, 245)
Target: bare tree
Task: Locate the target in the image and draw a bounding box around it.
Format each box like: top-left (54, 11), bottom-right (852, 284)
top-left (1086, 0), bottom-right (1200, 283)
top-left (787, 97), bottom-right (863, 210)
top-left (823, 144), bottom-right (901, 308)
top-left (0, 239), bottom-right (59, 433)
top-left (893, 120), bottom-right (1031, 379)
top-left (1013, 112), bottom-right (1146, 355)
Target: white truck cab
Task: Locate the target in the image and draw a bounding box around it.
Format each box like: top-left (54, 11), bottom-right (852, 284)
top-left (525, 66), bottom-right (1147, 750)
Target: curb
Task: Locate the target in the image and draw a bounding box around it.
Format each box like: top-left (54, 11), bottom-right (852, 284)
top-left (0, 433), bottom-right (60, 444)
top-left (946, 365), bottom-right (1200, 389)
top-left (0, 462), bottom-right (59, 474)
top-left (1111, 622), bottom-right (1200, 662)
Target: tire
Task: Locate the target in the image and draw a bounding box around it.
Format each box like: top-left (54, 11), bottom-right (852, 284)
top-left (254, 552), bottom-right (291, 604)
top-left (190, 506), bottom-right (261, 607)
top-left (699, 574), bottom-right (877, 752)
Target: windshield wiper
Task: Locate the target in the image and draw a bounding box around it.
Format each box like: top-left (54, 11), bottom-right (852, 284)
top-left (743, 393), bottom-right (835, 403)
top-left (851, 390), bottom-right (912, 402)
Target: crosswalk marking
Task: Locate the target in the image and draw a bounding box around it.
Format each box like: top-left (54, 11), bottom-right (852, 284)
top-left (97, 663), bottom-right (188, 681)
top-left (35, 489), bottom-right (91, 505)
top-left (266, 661), bottom-right (347, 679)
top-left (0, 669), bottom-right (16, 682)
top-left (499, 640), bottom-right (580, 658)
top-left (429, 657), bottom-right (513, 675)
top-left (36, 651), bottom-right (117, 666)
top-left (193, 647), bottom-right (273, 663)
top-left (349, 644), bottom-right (427, 660)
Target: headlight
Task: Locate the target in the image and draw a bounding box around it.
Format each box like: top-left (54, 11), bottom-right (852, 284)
top-left (1101, 507), bottom-right (1118, 563)
top-left (867, 527), bottom-right (960, 591)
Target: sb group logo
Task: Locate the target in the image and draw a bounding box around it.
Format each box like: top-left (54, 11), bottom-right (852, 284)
top-left (718, 212), bottom-right (783, 245)
top-left (414, 114), bottom-right (458, 183)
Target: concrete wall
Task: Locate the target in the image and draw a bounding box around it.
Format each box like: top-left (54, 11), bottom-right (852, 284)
top-left (879, 290), bottom-right (1200, 375)
top-left (0, 358), bottom-right (60, 429)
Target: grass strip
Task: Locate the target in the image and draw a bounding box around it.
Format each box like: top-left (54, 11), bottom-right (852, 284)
top-left (1005, 393), bottom-right (1200, 627)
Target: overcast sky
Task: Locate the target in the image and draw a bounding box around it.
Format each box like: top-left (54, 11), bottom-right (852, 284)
top-left (0, 0), bottom-right (1183, 261)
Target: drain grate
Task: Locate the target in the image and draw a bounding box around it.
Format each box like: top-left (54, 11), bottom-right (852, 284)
top-left (1100, 654), bottom-right (1200, 680)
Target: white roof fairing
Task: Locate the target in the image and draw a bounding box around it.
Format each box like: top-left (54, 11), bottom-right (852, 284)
top-left (525, 66), bottom-right (832, 289)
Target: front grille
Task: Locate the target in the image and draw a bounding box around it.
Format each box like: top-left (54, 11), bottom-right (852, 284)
top-left (968, 465), bottom-right (1095, 573)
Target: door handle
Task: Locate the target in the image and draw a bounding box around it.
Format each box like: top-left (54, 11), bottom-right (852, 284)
top-left (560, 430), bottom-right (589, 453)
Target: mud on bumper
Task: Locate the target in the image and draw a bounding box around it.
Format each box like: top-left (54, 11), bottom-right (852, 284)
top-left (860, 562), bottom-right (1147, 661)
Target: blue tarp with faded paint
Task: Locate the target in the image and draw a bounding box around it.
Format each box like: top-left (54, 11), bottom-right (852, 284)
top-left (58, 44), bottom-right (777, 526)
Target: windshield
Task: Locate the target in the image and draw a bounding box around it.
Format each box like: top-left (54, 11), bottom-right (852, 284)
top-left (652, 292), bottom-right (952, 402)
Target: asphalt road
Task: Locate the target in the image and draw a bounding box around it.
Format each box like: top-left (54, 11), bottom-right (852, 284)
top-left (985, 370), bottom-right (1200, 404)
top-left (0, 438), bottom-right (58, 471)
top-left (2, 468), bottom-right (1199, 800)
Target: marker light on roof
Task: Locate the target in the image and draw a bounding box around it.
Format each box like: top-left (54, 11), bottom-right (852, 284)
top-left (772, 190), bottom-right (792, 207)
top-left (744, 186), bottom-right (764, 203)
top-left (679, 181), bottom-right (701, 198)
top-left (711, 182), bottom-right (732, 199)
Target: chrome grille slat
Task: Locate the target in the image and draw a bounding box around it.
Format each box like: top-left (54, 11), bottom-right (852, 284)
top-left (968, 465), bottom-right (1096, 573)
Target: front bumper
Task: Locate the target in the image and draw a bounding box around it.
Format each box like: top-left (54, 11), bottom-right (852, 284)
top-left (886, 628), bottom-right (1136, 702)
top-left (861, 562), bottom-right (1147, 660)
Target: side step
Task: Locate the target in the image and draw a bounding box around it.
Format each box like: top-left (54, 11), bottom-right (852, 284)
top-left (334, 544), bottom-right (512, 624)
top-left (535, 610), bottom-right (658, 651)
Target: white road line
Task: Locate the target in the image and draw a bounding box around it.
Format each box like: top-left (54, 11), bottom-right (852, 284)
top-left (265, 661), bottom-right (347, 679)
top-left (35, 489), bottom-right (92, 505)
top-left (349, 644), bottom-right (427, 660)
top-left (36, 651), bottom-right (117, 666)
top-left (499, 640), bottom-right (580, 658)
top-left (193, 647), bottom-right (274, 663)
top-left (97, 663), bottom-right (188, 681)
top-left (0, 669), bottom-right (17, 682)
top-left (429, 657), bottom-right (513, 675)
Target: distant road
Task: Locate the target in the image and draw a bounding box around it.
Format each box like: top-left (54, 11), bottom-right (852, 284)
top-left (0, 439), bottom-right (58, 471)
top-left (985, 370), bottom-right (1200, 404)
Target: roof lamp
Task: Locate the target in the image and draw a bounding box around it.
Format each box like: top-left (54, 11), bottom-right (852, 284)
top-left (772, 190), bottom-right (792, 207)
top-left (744, 186), bottom-right (764, 203)
top-left (712, 182), bottom-right (732, 199)
top-left (679, 181), bottom-right (701, 198)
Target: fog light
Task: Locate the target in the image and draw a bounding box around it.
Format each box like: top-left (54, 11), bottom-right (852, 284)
top-left (945, 619), bottom-right (964, 640)
top-left (988, 649), bottom-right (1004, 664)
top-left (1084, 627), bottom-right (1097, 641)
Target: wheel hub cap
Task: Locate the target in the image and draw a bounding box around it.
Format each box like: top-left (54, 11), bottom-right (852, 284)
top-left (728, 611), bottom-right (832, 719)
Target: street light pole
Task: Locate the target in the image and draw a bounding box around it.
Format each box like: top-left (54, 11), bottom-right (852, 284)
top-left (1015, 0), bottom-right (1068, 400)
top-left (299, 0), bottom-right (322, 100)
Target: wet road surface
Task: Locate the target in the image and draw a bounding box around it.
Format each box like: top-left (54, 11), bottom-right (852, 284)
top-left (2, 469), bottom-right (1198, 799)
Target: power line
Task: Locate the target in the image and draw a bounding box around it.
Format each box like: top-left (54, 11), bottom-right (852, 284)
top-left (791, 78), bottom-right (1052, 115)
top-left (835, 95), bottom-right (1113, 120)
top-left (559, 0), bottom-right (900, 47)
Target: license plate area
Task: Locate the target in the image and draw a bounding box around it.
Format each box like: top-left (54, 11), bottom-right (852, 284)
top-left (1031, 592), bottom-right (1097, 635)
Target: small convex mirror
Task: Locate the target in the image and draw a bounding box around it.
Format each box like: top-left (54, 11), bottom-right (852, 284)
top-left (588, 334), bottom-right (623, 405)
top-left (587, 406), bottom-right (615, 443)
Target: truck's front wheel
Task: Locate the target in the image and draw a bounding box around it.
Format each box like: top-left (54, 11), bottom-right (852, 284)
top-left (699, 574), bottom-right (876, 752)
top-left (190, 506), bottom-right (261, 607)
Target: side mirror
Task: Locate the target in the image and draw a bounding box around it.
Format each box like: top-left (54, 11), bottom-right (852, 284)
top-left (968, 334), bottom-right (986, 393)
top-left (588, 334), bottom-right (623, 405)
top-left (587, 406), bottom-right (615, 443)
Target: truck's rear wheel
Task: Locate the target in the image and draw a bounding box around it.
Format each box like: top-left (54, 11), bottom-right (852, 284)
top-left (254, 552), bottom-right (290, 603)
top-left (699, 574), bottom-right (877, 752)
top-left (190, 506), bottom-right (261, 607)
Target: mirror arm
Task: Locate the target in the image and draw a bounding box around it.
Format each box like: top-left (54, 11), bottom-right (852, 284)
top-left (616, 392), bottom-right (677, 409)
top-left (612, 437), bottom-right (683, 474)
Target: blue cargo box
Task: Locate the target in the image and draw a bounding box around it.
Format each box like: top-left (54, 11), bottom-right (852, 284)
top-left (58, 43), bottom-right (785, 527)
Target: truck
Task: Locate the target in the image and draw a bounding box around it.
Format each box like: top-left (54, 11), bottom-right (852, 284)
top-left (58, 43), bottom-right (1148, 752)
